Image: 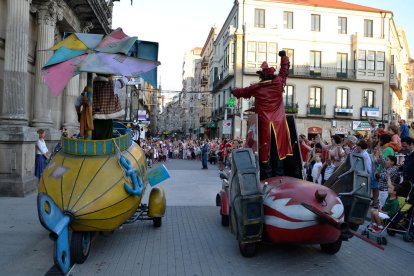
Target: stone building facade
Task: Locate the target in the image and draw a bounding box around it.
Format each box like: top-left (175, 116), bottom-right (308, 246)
top-left (0, 0), bottom-right (113, 196)
top-left (205, 0), bottom-right (412, 140)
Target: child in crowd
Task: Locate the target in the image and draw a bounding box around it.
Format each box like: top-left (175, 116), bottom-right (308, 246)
top-left (311, 154), bottom-right (323, 184)
top-left (368, 181), bottom-right (399, 233)
top-left (322, 157), bottom-right (336, 185)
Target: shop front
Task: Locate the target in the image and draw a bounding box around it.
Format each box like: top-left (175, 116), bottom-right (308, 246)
top-left (207, 121), bottom-right (218, 138)
top-left (307, 126), bottom-right (322, 140)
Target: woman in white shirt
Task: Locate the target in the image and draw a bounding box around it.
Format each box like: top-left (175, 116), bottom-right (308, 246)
top-left (35, 129), bottom-right (50, 178)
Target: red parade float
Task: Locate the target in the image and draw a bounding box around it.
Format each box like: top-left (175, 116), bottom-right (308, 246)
top-left (216, 52), bottom-right (376, 257)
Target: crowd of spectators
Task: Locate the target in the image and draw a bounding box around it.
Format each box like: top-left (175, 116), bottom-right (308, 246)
top-left (135, 136), bottom-right (244, 170)
top-left (299, 119), bottom-right (414, 233)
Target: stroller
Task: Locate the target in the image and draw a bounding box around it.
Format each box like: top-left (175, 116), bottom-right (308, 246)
top-left (386, 182), bottom-right (414, 242)
top-left (362, 182), bottom-right (414, 245)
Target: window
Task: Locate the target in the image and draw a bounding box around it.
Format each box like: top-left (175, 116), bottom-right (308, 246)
top-left (363, 90), bottom-right (375, 107)
top-left (247, 41), bottom-right (278, 68)
top-left (338, 17), bottom-right (347, 34)
top-left (376, 51), bottom-right (385, 71)
top-left (284, 11), bottom-right (293, 29)
top-left (284, 85), bottom-right (294, 107)
top-left (258, 42), bottom-right (267, 63)
top-left (255, 9), bottom-right (265, 28)
top-left (268, 43), bottom-right (277, 67)
top-left (247, 41), bottom-right (256, 67)
top-left (358, 50), bottom-right (366, 70)
top-left (337, 53), bottom-right (348, 76)
top-left (224, 46), bottom-right (229, 70)
top-left (364, 19), bottom-right (373, 37)
top-left (309, 87), bottom-right (322, 108)
top-left (311, 14), bottom-right (320, 32)
top-left (367, 51), bottom-right (375, 70)
top-left (310, 51), bottom-right (321, 69)
top-left (336, 88), bottom-right (349, 108)
top-left (390, 55), bottom-right (395, 74)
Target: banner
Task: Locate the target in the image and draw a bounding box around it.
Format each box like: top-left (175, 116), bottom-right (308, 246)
top-left (137, 110), bottom-right (147, 121)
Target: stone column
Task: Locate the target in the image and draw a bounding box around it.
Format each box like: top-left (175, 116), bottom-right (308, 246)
top-left (0, 0), bottom-right (30, 125)
top-left (0, 0), bottom-right (38, 197)
top-left (63, 76), bottom-right (80, 131)
top-left (31, 0), bottom-right (63, 128)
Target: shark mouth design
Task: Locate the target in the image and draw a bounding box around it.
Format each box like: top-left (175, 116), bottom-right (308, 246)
top-left (263, 196), bottom-right (344, 230)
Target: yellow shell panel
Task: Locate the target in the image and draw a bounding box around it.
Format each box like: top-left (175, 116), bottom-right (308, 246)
top-left (39, 143), bottom-right (148, 232)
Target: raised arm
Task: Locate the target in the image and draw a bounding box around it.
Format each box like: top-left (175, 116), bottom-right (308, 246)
top-left (232, 83), bottom-right (259, 99)
top-left (275, 51), bottom-right (290, 86)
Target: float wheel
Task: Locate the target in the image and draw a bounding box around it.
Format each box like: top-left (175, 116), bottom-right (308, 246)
top-left (320, 240), bottom-right (342, 255)
top-left (403, 232), bottom-right (413, 242)
top-left (71, 231), bottom-right (91, 264)
top-left (153, 217), bottom-right (162, 228)
top-left (239, 241), bottom-right (257, 257)
top-left (221, 214), bottom-right (229, 226)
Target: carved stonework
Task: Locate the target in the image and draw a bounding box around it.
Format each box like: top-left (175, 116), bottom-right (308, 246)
top-left (31, 0), bottom-right (63, 26)
top-left (82, 21), bottom-right (94, 33)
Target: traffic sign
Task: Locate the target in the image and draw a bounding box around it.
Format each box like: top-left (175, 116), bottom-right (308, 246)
top-left (223, 120), bottom-right (232, 134)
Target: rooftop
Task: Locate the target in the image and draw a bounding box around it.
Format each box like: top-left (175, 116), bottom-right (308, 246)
top-left (266, 0), bottom-right (391, 13)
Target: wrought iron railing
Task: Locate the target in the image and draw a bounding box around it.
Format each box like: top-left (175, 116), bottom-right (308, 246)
top-left (285, 103), bottom-right (298, 114)
top-left (289, 65), bottom-right (356, 80)
top-left (306, 104), bottom-right (326, 115)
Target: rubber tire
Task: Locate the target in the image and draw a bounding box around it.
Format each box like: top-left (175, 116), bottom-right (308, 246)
top-left (403, 233), bottom-right (413, 242)
top-left (153, 217), bottom-right (162, 228)
top-left (376, 237), bottom-right (382, 245)
top-left (221, 214), bottom-right (229, 227)
top-left (387, 229), bottom-right (396, 236)
top-left (239, 241), bottom-right (257, 257)
top-left (382, 237), bottom-right (387, 245)
top-left (320, 240), bottom-right (342, 255)
top-left (71, 232), bottom-right (91, 264)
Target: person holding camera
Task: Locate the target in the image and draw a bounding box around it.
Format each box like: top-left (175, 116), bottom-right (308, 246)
top-left (231, 51), bottom-right (292, 180)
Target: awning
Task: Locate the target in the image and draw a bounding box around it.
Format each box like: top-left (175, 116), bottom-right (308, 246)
top-left (207, 121), bottom-right (217, 128)
top-left (307, 126), bottom-right (322, 134)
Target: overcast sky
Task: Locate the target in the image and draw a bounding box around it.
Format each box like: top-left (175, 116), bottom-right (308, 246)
top-left (112, 0), bottom-right (413, 92)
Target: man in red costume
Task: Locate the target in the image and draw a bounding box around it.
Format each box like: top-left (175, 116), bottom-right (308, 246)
top-left (232, 51), bottom-right (293, 180)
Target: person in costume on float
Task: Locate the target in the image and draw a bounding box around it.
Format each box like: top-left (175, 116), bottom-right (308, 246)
top-left (232, 51), bottom-right (293, 180)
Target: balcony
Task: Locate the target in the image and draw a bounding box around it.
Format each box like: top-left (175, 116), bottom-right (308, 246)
top-left (289, 65), bottom-right (356, 80)
top-left (201, 57), bottom-right (209, 69)
top-left (334, 105), bottom-right (353, 117)
top-left (306, 104), bottom-right (326, 116)
top-left (390, 72), bottom-right (403, 99)
top-left (285, 103), bottom-right (298, 114)
top-left (201, 76), bottom-right (208, 87)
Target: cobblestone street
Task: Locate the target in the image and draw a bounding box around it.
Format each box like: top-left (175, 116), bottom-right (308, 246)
top-left (1, 159), bottom-right (413, 275)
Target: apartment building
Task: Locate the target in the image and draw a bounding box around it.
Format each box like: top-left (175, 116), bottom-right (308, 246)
top-left (208, 0), bottom-right (411, 139)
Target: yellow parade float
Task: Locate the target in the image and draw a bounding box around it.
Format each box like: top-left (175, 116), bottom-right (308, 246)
top-left (36, 28), bottom-right (168, 275)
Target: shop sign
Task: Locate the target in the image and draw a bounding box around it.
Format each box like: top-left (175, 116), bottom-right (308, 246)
top-left (137, 110), bottom-right (147, 120)
top-left (352, 121), bottom-right (372, 131)
top-left (335, 127), bottom-right (349, 134)
top-left (307, 126), bottom-right (322, 134)
top-left (361, 107), bottom-right (380, 117)
top-left (335, 108), bottom-right (353, 113)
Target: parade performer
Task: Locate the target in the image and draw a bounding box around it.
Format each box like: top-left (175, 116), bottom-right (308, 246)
top-left (232, 51), bottom-right (293, 179)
